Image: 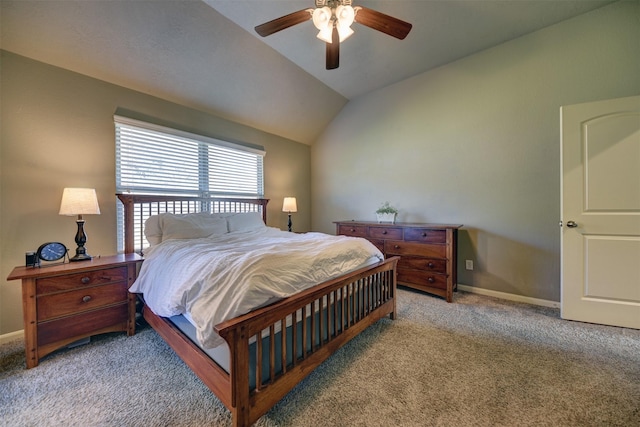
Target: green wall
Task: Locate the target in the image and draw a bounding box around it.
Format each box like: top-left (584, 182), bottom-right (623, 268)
top-left (311, 1), bottom-right (640, 302)
top-left (0, 52), bottom-right (311, 335)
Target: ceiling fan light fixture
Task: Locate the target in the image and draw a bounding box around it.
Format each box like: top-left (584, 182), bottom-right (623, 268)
top-left (336, 5), bottom-right (355, 42)
top-left (336, 4), bottom-right (355, 26)
top-left (316, 26), bottom-right (334, 43)
top-left (312, 6), bottom-right (332, 31)
top-left (337, 25), bottom-right (354, 42)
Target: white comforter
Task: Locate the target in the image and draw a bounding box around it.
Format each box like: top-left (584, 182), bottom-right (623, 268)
top-left (130, 227), bottom-right (383, 349)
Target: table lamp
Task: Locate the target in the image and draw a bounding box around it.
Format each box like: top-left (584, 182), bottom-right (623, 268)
top-left (59, 188), bottom-right (101, 261)
top-left (282, 197), bottom-right (297, 232)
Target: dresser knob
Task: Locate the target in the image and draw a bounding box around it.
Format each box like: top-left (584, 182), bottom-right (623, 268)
top-left (394, 245), bottom-right (400, 249)
top-left (81, 277), bottom-right (90, 284)
top-left (382, 230), bottom-right (387, 235)
top-left (350, 228), bottom-right (355, 232)
top-left (82, 295), bottom-right (92, 303)
top-left (427, 277), bottom-right (435, 283)
top-left (428, 262), bottom-right (435, 269)
top-left (422, 232), bottom-right (427, 237)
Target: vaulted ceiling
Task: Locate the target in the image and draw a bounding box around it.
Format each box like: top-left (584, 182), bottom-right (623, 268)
top-left (1, 0), bottom-right (614, 144)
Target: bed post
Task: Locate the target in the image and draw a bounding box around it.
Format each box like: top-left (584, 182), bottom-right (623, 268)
top-left (116, 194), bottom-right (135, 254)
top-left (260, 199), bottom-right (268, 224)
top-left (224, 326), bottom-right (251, 427)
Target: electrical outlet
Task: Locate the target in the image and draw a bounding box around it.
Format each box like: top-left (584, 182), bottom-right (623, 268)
top-left (465, 260), bottom-right (474, 270)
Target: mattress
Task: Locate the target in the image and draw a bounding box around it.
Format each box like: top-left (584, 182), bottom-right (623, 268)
top-left (132, 225), bottom-right (383, 349)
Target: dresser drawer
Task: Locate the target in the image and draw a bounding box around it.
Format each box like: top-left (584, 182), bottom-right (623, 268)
top-left (338, 224), bottom-right (368, 237)
top-left (398, 269), bottom-right (448, 290)
top-left (37, 282), bottom-right (128, 321)
top-left (38, 304), bottom-right (129, 347)
top-left (403, 228), bottom-right (446, 244)
top-left (36, 267), bottom-right (128, 294)
top-left (368, 227), bottom-right (403, 240)
top-left (397, 256), bottom-right (447, 274)
top-left (385, 240), bottom-right (446, 258)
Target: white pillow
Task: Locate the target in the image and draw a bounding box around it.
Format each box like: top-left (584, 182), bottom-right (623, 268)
top-left (144, 215), bottom-right (163, 246)
top-left (160, 213), bottom-right (229, 241)
top-left (227, 212), bottom-right (266, 233)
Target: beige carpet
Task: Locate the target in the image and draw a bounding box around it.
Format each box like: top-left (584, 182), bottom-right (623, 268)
top-left (1, 289), bottom-right (638, 426)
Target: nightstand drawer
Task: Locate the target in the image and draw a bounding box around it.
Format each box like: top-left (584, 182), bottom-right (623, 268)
top-left (37, 267), bottom-right (127, 294)
top-left (38, 304), bottom-right (129, 347)
top-left (397, 256), bottom-right (447, 274)
top-left (398, 269), bottom-right (448, 290)
top-left (37, 282), bottom-right (128, 321)
top-left (369, 227), bottom-right (403, 240)
top-left (385, 240), bottom-right (446, 258)
top-left (338, 224), bottom-right (368, 237)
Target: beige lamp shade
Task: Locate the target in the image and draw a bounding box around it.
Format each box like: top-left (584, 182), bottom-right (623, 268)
top-left (59, 188), bottom-right (101, 217)
top-left (282, 197), bottom-right (297, 213)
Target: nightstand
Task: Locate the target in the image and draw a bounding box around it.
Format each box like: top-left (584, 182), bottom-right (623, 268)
top-left (7, 253), bottom-right (143, 368)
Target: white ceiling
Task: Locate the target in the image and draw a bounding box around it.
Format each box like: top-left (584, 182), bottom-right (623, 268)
top-left (1, 0), bottom-right (615, 144)
top-left (207, 0), bottom-right (615, 99)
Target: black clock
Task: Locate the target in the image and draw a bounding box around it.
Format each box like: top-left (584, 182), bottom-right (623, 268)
top-left (35, 242), bottom-right (68, 265)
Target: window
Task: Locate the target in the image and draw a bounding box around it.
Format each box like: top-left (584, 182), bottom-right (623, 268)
top-left (115, 116), bottom-right (265, 251)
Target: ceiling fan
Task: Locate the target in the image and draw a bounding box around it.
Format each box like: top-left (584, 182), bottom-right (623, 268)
top-left (255, 0), bottom-right (412, 70)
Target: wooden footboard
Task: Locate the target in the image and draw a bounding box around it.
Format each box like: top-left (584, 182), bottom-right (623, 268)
top-left (217, 256), bottom-right (398, 426)
top-left (141, 257), bottom-right (397, 427)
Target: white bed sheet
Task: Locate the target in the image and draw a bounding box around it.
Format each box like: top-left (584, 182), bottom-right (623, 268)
top-left (130, 227), bottom-right (383, 348)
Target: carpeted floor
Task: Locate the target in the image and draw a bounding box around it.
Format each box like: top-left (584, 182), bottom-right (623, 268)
top-left (1, 289), bottom-right (639, 426)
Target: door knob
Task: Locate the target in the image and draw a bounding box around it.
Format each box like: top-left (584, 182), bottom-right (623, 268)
top-left (566, 220), bottom-right (578, 228)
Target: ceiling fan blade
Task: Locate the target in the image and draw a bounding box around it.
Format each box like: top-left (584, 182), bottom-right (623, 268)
top-left (354, 6), bottom-right (412, 40)
top-left (255, 9), bottom-right (312, 37)
top-left (326, 27), bottom-right (339, 70)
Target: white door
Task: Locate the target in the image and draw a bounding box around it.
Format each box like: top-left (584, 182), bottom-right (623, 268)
top-left (561, 95), bottom-right (640, 329)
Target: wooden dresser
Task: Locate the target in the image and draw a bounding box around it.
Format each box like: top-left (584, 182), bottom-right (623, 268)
top-left (335, 221), bottom-right (462, 302)
top-left (7, 253), bottom-right (143, 368)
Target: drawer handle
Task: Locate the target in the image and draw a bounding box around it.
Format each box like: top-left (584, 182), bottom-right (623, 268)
top-left (394, 245), bottom-right (400, 249)
top-left (350, 228), bottom-right (355, 232)
top-left (382, 230), bottom-right (387, 234)
top-left (427, 262), bottom-right (435, 269)
top-left (427, 277), bottom-right (435, 284)
top-left (422, 232), bottom-right (427, 237)
top-left (81, 277), bottom-right (91, 284)
top-left (82, 295), bottom-right (92, 303)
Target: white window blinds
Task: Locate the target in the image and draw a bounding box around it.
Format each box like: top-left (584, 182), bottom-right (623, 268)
top-left (114, 116), bottom-right (265, 251)
top-left (115, 116), bottom-right (265, 197)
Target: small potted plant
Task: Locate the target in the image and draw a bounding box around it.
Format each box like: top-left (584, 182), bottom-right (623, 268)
top-left (376, 201), bottom-right (398, 223)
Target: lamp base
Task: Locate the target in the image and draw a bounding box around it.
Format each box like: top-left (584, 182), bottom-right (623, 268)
top-left (70, 219), bottom-right (92, 261)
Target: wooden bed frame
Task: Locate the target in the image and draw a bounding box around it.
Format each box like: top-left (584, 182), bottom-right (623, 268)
top-left (117, 194), bottom-right (398, 427)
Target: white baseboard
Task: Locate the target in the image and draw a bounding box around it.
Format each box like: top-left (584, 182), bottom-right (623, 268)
top-left (0, 329), bottom-right (24, 344)
top-left (1, 286), bottom-right (558, 344)
top-left (457, 284), bottom-right (560, 309)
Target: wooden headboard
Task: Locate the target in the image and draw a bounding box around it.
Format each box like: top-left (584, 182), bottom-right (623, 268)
top-left (116, 194), bottom-right (269, 254)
